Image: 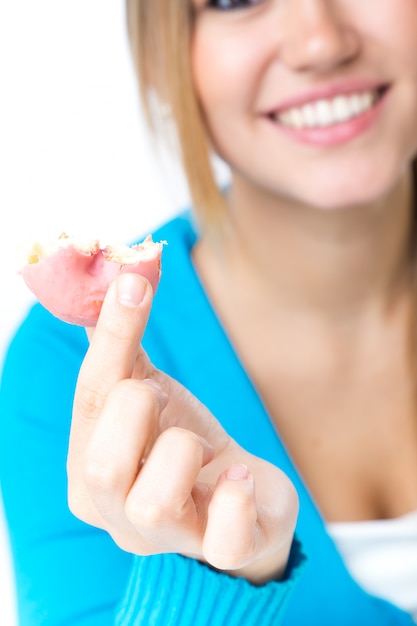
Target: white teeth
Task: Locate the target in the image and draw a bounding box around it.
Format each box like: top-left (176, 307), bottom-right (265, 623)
top-left (350, 94), bottom-right (362, 116)
top-left (276, 90), bottom-right (377, 130)
top-left (289, 108), bottom-right (303, 129)
top-left (315, 100), bottom-right (332, 127)
top-left (333, 95), bottom-right (351, 123)
top-left (303, 103), bottom-right (316, 128)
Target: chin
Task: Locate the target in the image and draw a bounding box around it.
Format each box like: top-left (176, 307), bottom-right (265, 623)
top-left (298, 162), bottom-right (411, 213)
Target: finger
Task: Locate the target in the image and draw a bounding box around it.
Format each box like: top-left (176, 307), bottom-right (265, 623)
top-left (202, 464), bottom-right (260, 571)
top-left (68, 274), bottom-right (155, 513)
top-left (124, 427), bottom-right (215, 552)
top-left (69, 379), bottom-right (168, 528)
top-left (75, 273), bottom-right (154, 421)
top-left (204, 461), bottom-right (299, 582)
top-left (85, 290), bottom-right (151, 380)
top-left (144, 372), bottom-right (232, 456)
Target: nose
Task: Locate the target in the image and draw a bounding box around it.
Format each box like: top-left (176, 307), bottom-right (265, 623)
top-left (279, 0), bottom-right (360, 73)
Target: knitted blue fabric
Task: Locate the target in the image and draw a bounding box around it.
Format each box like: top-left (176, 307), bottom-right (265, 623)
top-left (0, 211), bottom-right (414, 625)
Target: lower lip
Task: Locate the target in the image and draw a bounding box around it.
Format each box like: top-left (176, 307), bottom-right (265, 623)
top-left (269, 92), bottom-right (387, 147)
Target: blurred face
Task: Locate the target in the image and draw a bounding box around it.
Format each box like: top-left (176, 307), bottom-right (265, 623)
top-left (191, 0), bottom-right (417, 210)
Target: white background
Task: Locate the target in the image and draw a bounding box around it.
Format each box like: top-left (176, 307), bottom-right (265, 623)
top-left (0, 2), bottom-right (190, 623)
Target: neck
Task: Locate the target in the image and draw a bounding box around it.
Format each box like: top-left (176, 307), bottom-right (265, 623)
top-left (217, 169), bottom-right (414, 321)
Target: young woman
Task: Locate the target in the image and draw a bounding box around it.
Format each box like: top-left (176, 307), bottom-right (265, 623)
top-left (1, 0), bottom-right (417, 623)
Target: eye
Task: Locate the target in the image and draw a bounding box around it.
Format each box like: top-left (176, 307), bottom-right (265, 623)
top-left (207, 0), bottom-right (263, 10)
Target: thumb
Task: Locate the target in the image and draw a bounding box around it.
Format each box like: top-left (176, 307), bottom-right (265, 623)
top-left (74, 272), bottom-right (154, 424)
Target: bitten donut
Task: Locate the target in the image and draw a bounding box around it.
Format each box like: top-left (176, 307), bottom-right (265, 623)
top-left (21, 233), bottom-right (164, 326)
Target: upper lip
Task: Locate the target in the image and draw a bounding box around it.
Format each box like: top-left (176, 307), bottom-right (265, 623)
top-left (264, 79), bottom-right (390, 115)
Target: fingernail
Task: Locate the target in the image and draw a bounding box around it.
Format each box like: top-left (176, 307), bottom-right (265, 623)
top-left (196, 435), bottom-right (215, 466)
top-left (225, 464), bottom-right (250, 481)
top-left (117, 273), bottom-right (148, 307)
top-left (143, 378), bottom-right (169, 409)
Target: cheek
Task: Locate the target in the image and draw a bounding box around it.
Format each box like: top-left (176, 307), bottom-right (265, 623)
top-left (358, 2), bottom-right (417, 69)
top-left (191, 23), bottom-right (261, 115)
top-left (192, 40), bottom-right (233, 112)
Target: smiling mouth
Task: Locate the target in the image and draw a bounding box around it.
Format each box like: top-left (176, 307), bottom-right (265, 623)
top-left (270, 86), bottom-right (389, 130)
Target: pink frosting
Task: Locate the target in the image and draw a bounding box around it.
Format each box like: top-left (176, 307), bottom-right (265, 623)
top-left (22, 238), bottom-right (163, 326)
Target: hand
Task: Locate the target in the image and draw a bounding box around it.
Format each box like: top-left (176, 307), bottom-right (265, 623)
top-left (67, 273), bottom-right (299, 584)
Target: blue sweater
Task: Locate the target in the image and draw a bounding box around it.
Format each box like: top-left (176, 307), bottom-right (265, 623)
top-left (0, 212), bottom-right (414, 625)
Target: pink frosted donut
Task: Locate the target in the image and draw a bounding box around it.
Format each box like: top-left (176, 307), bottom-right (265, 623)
top-left (21, 233), bottom-right (164, 326)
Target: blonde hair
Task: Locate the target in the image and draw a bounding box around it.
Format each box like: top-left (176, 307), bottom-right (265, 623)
top-left (126, 0), bottom-right (225, 227)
